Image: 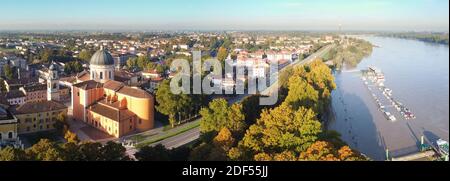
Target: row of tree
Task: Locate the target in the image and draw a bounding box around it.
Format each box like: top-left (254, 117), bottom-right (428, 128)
top-left (0, 140), bottom-right (130, 161)
top-left (183, 60), bottom-right (366, 161)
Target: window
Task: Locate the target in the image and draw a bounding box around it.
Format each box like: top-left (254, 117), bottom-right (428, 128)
top-left (129, 125), bottom-right (132, 130)
top-left (139, 119), bottom-right (142, 124)
top-left (92, 72), bottom-right (95, 79)
top-left (109, 71), bottom-right (112, 79)
top-left (0, 133), bottom-right (2, 140)
top-left (100, 72), bottom-right (103, 79)
top-left (77, 92), bottom-right (80, 97)
top-left (8, 132), bottom-right (13, 139)
top-left (27, 127), bottom-right (30, 131)
top-left (40, 125), bottom-right (43, 130)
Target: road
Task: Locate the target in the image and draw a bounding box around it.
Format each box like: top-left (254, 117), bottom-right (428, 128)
top-left (151, 127), bottom-right (200, 149)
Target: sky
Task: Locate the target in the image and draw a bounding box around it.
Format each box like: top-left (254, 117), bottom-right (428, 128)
top-left (0, 0), bottom-right (448, 31)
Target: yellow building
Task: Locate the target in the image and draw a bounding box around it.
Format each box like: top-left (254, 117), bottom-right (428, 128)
top-left (71, 48), bottom-right (155, 138)
top-left (0, 103), bottom-right (23, 148)
top-left (0, 104), bottom-right (18, 143)
top-left (13, 101), bottom-right (67, 134)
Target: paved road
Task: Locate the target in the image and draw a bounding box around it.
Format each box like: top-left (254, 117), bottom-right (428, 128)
top-left (152, 127), bottom-right (200, 149)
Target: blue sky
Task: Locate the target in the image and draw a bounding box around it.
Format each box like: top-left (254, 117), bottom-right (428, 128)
top-left (0, 0), bottom-right (448, 31)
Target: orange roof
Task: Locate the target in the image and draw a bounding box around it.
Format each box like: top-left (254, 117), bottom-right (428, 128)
top-left (117, 86), bottom-right (152, 99)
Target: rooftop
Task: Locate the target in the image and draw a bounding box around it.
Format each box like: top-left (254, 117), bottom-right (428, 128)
top-left (89, 101), bottom-right (136, 122)
top-left (12, 101), bottom-right (67, 115)
top-left (73, 80), bottom-right (103, 90)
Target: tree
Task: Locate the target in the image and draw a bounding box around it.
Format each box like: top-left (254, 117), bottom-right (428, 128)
top-left (155, 80), bottom-right (197, 124)
top-left (0, 147), bottom-right (28, 161)
top-left (64, 130), bottom-right (79, 143)
top-left (213, 127), bottom-right (235, 151)
top-left (284, 76), bottom-right (319, 111)
top-left (298, 141), bottom-right (366, 161)
top-left (126, 58), bottom-right (137, 69)
top-left (136, 56), bottom-right (150, 70)
top-left (77, 142), bottom-right (103, 161)
top-left (3, 64), bottom-right (13, 80)
top-left (99, 141), bottom-right (130, 161)
top-left (25, 139), bottom-right (63, 161)
top-left (199, 99), bottom-right (245, 134)
top-left (135, 144), bottom-right (171, 161)
top-left (60, 142), bottom-right (82, 161)
top-left (147, 62), bottom-right (156, 71)
top-left (78, 50), bottom-right (93, 62)
top-left (236, 104), bottom-right (322, 160)
top-left (40, 48), bottom-right (53, 62)
top-left (73, 61), bottom-right (83, 73)
top-left (155, 64), bottom-right (165, 74)
top-left (0, 78), bottom-right (6, 92)
top-left (241, 95), bottom-right (269, 127)
top-left (217, 46), bottom-right (228, 62)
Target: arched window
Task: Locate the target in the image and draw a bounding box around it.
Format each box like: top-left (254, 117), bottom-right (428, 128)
top-left (100, 72), bottom-right (103, 79)
top-left (8, 132), bottom-right (13, 139)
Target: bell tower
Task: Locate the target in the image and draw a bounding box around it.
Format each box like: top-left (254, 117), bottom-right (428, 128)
top-left (47, 62), bottom-right (60, 101)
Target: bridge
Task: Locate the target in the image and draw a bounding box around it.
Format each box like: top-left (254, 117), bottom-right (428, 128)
top-left (260, 44), bottom-right (336, 96)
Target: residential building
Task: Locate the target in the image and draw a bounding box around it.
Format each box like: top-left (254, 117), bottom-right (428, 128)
top-left (19, 83), bottom-right (47, 103)
top-left (12, 101), bottom-right (67, 134)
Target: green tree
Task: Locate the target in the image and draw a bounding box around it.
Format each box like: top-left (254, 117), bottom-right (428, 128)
top-left (25, 139), bottom-right (63, 161)
top-left (126, 58), bottom-right (137, 69)
top-left (136, 56), bottom-right (150, 70)
top-left (284, 76), bottom-right (319, 111)
top-left (199, 99), bottom-right (246, 134)
top-left (236, 104), bottom-right (322, 160)
top-left (78, 50), bottom-right (93, 62)
top-left (77, 142), bottom-right (103, 161)
top-left (155, 80), bottom-right (197, 123)
top-left (99, 141), bottom-right (130, 161)
top-left (0, 146), bottom-right (28, 161)
top-left (135, 144), bottom-right (171, 161)
top-left (217, 46), bottom-right (228, 62)
top-left (3, 64), bottom-right (13, 80)
top-left (0, 78), bottom-right (6, 92)
top-left (64, 130), bottom-right (79, 143)
top-left (298, 141), bottom-right (365, 161)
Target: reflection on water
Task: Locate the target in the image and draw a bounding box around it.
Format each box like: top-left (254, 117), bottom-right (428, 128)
top-left (328, 36), bottom-right (449, 160)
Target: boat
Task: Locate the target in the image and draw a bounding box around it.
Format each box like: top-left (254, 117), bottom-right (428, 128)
top-left (436, 139), bottom-right (449, 157)
top-left (389, 115), bottom-right (397, 121)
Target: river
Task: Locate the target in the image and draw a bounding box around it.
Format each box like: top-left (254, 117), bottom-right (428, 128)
top-left (328, 36), bottom-right (449, 160)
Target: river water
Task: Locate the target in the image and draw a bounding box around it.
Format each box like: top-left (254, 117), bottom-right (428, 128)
top-left (328, 36), bottom-right (449, 160)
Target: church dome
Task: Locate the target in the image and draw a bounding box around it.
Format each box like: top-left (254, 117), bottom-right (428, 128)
top-left (90, 48), bottom-right (114, 66)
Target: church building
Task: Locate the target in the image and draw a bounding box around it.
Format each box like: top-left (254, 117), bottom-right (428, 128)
top-left (71, 48), bottom-right (155, 138)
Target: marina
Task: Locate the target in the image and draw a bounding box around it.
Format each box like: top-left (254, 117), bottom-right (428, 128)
top-left (361, 66), bottom-right (416, 122)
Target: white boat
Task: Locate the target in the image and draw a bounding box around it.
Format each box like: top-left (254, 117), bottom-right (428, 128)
top-left (389, 115), bottom-right (397, 121)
